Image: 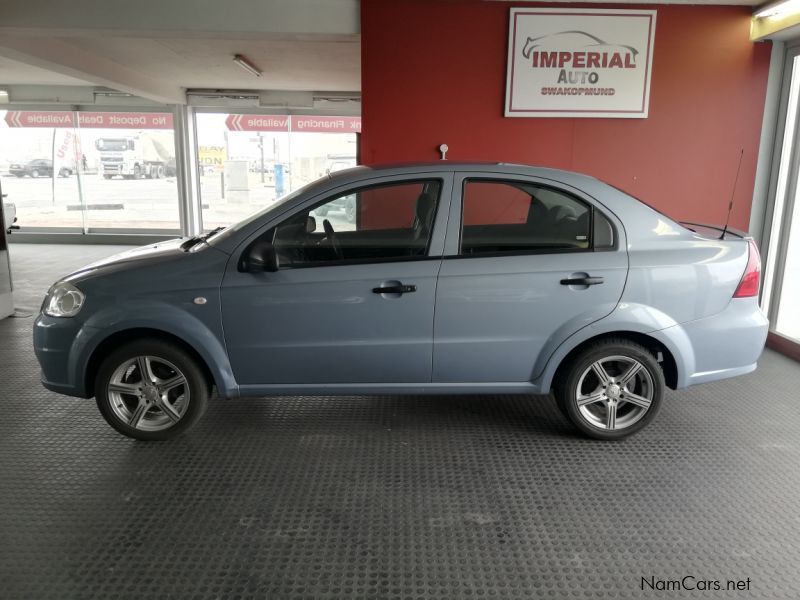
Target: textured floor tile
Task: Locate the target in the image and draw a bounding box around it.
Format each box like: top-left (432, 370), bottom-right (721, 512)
top-left (1, 244), bottom-right (798, 599)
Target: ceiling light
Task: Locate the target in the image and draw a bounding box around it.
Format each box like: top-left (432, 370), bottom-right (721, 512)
top-left (233, 54), bottom-right (262, 78)
top-left (754, 0), bottom-right (800, 18)
top-left (94, 91), bottom-right (134, 98)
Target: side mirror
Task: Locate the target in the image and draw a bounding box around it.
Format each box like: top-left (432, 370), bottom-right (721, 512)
top-left (241, 240), bottom-right (278, 272)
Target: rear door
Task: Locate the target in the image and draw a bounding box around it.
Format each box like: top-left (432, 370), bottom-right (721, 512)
top-left (433, 173), bottom-right (628, 383)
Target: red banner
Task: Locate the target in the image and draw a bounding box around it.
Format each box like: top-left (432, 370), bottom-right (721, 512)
top-left (3, 111), bottom-right (360, 133)
top-left (225, 114), bottom-right (289, 132)
top-left (3, 111), bottom-right (174, 129)
top-left (291, 116), bottom-right (361, 133)
top-left (224, 114), bottom-right (361, 133)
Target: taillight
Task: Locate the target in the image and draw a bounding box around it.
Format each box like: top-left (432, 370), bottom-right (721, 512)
top-left (733, 239), bottom-right (761, 298)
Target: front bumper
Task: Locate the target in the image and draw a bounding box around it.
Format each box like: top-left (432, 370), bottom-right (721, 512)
top-left (33, 313), bottom-right (90, 398)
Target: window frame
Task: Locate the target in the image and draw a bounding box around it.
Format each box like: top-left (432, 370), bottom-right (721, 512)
top-left (453, 177), bottom-right (617, 259)
top-left (255, 177), bottom-right (448, 271)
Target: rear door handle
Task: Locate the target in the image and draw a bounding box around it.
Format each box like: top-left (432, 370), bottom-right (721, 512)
top-left (373, 284), bottom-right (417, 294)
top-left (560, 276), bottom-right (604, 286)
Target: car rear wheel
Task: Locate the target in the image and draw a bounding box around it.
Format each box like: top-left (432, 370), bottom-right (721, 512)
top-left (95, 339), bottom-right (209, 440)
top-left (554, 339), bottom-right (664, 440)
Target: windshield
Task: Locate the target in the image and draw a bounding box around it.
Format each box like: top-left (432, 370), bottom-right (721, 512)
top-left (206, 178), bottom-right (324, 246)
top-left (96, 139), bottom-right (129, 151)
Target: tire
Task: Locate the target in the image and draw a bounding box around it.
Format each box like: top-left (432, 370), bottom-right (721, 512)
top-left (554, 338), bottom-right (664, 440)
top-left (133, 164), bottom-right (141, 179)
top-left (95, 339), bottom-right (209, 441)
top-left (103, 174), bottom-right (113, 180)
top-left (31, 169), bottom-right (39, 178)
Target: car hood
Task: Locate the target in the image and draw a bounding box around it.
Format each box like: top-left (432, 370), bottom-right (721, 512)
top-left (63, 238), bottom-right (194, 284)
top-left (87, 238), bottom-right (188, 267)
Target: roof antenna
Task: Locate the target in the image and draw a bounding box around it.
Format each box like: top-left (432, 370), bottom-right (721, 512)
top-left (720, 149), bottom-right (744, 240)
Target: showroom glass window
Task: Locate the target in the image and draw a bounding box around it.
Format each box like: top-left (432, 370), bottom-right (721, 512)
top-left (195, 112), bottom-right (358, 231)
top-left (460, 180), bottom-right (613, 255)
top-left (0, 109), bottom-right (180, 232)
top-left (0, 110), bottom-right (81, 229)
top-left (79, 111), bottom-right (179, 232)
top-left (266, 179), bottom-right (442, 268)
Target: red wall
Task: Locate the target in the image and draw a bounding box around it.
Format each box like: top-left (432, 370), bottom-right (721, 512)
top-left (360, 0), bottom-right (772, 230)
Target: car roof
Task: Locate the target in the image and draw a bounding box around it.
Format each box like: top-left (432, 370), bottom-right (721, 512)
top-left (327, 162), bottom-right (599, 189)
top-left (210, 160), bottom-right (692, 254)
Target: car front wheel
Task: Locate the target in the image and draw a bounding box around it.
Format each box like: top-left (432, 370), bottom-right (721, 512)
top-left (95, 339), bottom-right (209, 440)
top-left (555, 339), bottom-right (664, 440)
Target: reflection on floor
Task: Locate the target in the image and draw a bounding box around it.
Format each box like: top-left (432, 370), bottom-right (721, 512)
top-left (1, 243), bottom-right (799, 598)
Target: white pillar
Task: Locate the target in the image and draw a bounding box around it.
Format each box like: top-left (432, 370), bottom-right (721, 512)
top-left (172, 105), bottom-right (203, 236)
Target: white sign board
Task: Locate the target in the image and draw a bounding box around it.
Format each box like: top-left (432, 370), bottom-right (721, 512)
top-left (505, 8), bottom-right (657, 118)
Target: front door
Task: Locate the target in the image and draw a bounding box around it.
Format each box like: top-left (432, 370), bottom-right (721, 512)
top-left (433, 175), bottom-right (628, 383)
top-left (221, 174), bottom-right (452, 386)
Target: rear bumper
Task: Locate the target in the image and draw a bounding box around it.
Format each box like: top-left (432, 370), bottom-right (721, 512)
top-left (657, 297), bottom-right (768, 389)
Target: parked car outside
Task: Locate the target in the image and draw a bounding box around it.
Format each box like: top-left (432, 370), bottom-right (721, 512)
top-left (33, 163), bottom-right (768, 441)
top-left (9, 159), bottom-right (73, 178)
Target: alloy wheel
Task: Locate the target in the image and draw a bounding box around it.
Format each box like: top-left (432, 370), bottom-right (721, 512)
top-left (107, 355), bottom-right (190, 431)
top-left (575, 355), bottom-right (654, 431)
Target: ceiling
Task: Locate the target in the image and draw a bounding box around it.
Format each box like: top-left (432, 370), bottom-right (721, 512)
top-left (0, 36), bottom-right (360, 96)
top-left (59, 36), bottom-right (361, 92)
top-left (0, 55), bottom-right (91, 86)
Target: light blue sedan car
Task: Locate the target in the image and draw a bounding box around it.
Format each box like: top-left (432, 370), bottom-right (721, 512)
top-left (33, 163), bottom-right (768, 440)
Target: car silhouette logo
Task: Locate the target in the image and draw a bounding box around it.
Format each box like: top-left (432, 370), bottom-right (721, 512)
top-left (522, 30), bottom-right (639, 63)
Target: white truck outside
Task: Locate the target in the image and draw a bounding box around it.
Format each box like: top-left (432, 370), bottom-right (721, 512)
top-left (96, 133), bottom-right (174, 180)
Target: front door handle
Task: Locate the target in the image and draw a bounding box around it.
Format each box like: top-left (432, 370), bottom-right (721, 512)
top-left (560, 276), bottom-right (604, 286)
top-left (372, 284), bottom-right (417, 294)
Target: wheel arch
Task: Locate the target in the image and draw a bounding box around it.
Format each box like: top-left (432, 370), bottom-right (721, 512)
top-left (545, 331), bottom-right (679, 392)
top-left (84, 328), bottom-right (218, 399)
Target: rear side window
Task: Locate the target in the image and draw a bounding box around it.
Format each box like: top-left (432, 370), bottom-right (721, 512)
top-left (593, 211), bottom-right (614, 249)
top-left (461, 180), bottom-right (596, 255)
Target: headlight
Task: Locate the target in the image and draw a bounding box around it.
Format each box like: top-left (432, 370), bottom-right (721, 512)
top-left (43, 281), bottom-right (85, 317)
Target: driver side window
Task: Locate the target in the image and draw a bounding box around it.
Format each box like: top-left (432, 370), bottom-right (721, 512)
top-left (269, 179), bottom-right (442, 268)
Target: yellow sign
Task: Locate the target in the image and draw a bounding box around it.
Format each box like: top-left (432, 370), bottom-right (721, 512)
top-left (198, 145), bottom-right (227, 167)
